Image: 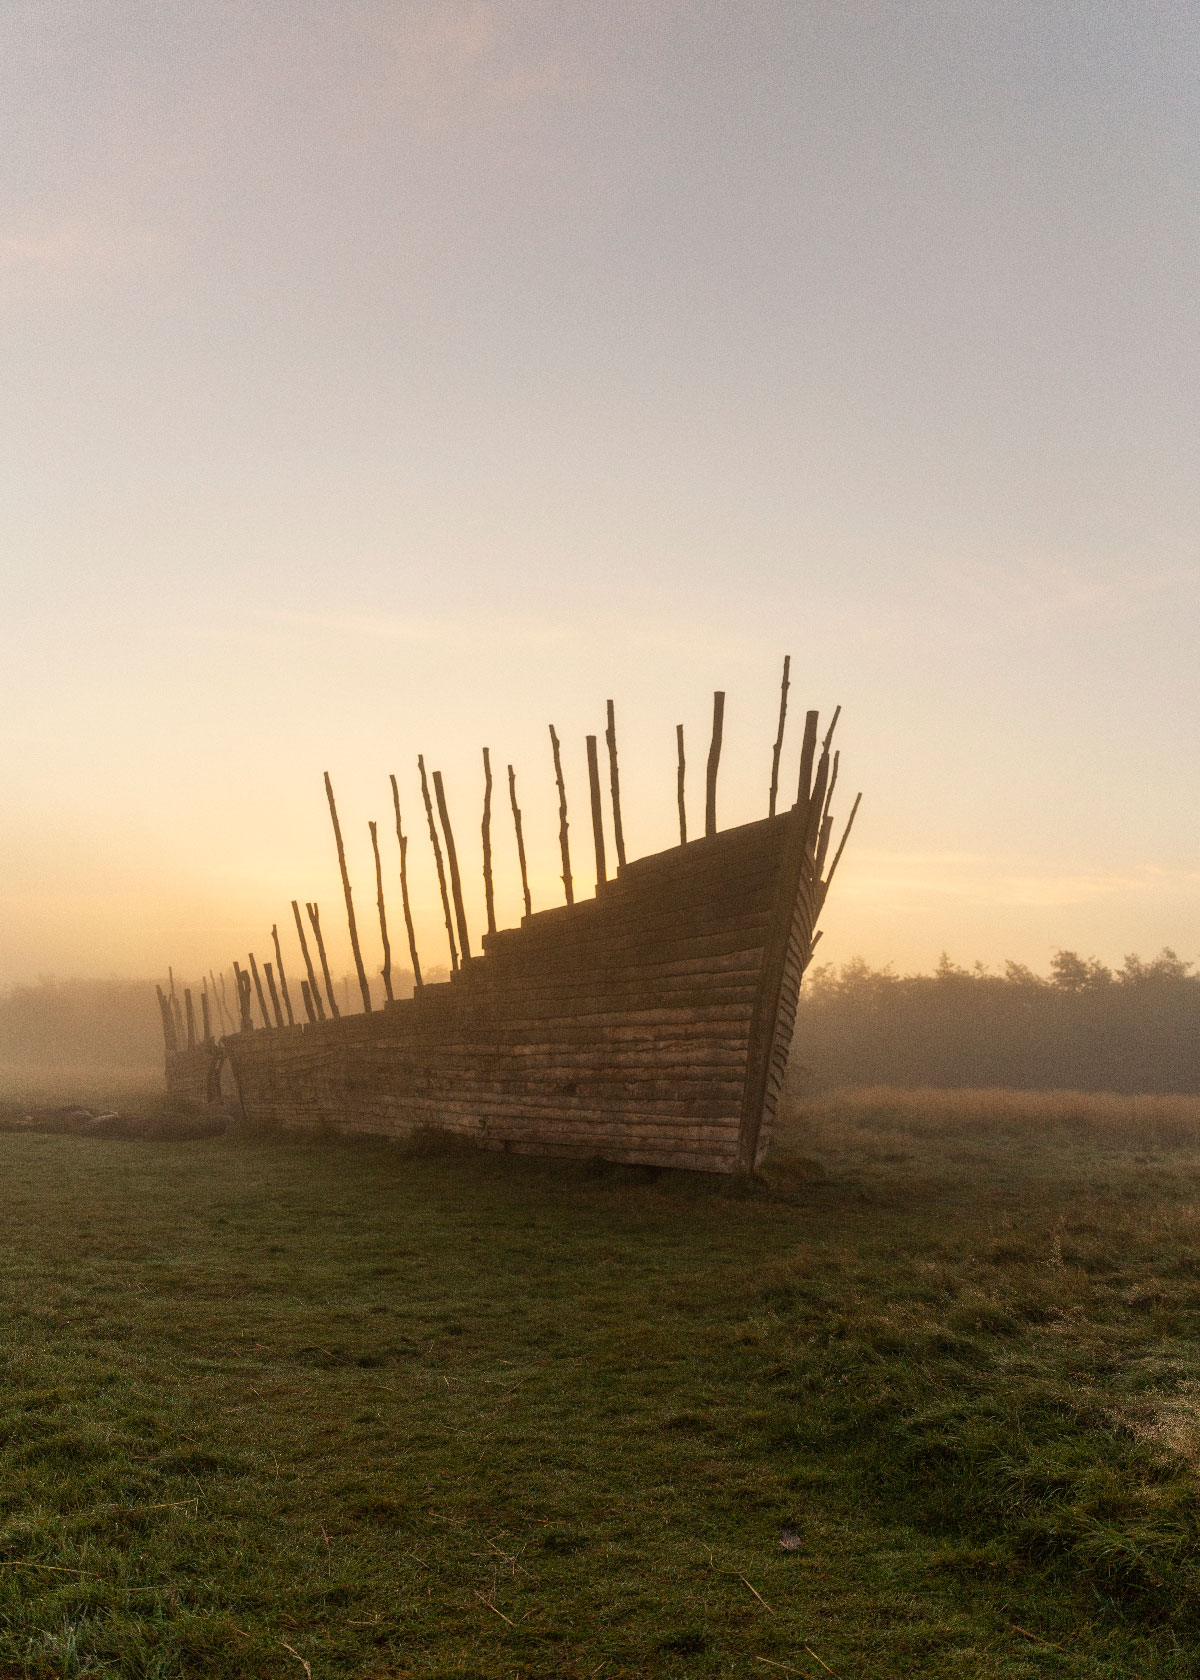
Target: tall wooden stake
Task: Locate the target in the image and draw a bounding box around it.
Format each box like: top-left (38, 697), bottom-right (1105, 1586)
top-left (292, 899), bottom-right (326, 1021)
top-left (300, 979), bottom-right (316, 1023)
top-left (705, 691), bottom-right (725, 838)
top-left (248, 954), bottom-right (272, 1029)
top-left (586, 734), bottom-right (606, 888)
top-left (418, 755), bottom-right (458, 973)
top-left (270, 925), bottom-right (295, 1026)
top-left (796, 710), bottom-right (819, 808)
top-left (232, 962), bottom-right (253, 1032)
top-left (306, 902), bottom-right (340, 1018)
top-left (433, 771), bottom-right (471, 963)
top-left (211, 969), bottom-right (234, 1035)
top-left (325, 772), bottom-right (372, 1013)
top-left (171, 993), bottom-right (185, 1046)
top-left (389, 775), bottom-right (423, 990)
top-left (823, 792), bottom-right (862, 889)
top-left (200, 986), bottom-right (213, 1044)
top-left (184, 988), bottom-right (196, 1051)
top-left (605, 699), bottom-right (626, 870)
top-left (508, 764), bottom-right (532, 919)
top-left (369, 819), bottom-right (393, 1004)
top-left (549, 724), bottom-right (573, 905)
top-left (481, 748), bottom-right (496, 938)
top-left (156, 985), bottom-right (177, 1056)
top-left (264, 960), bottom-right (285, 1028)
top-left (768, 654), bottom-right (790, 818)
top-left (676, 724), bottom-right (687, 845)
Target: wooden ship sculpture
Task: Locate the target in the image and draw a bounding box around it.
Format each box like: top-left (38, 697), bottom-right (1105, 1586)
top-left (160, 662), bottom-right (860, 1174)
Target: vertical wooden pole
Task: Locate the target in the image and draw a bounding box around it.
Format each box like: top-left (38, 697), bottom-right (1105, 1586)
top-left (325, 772), bottom-right (372, 1013)
top-left (270, 925), bottom-right (295, 1026)
top-left (804, 747), bottom-right (831, 855)
top-left (200, 986), bottom-right (213, 1044)
top-left (605, 700), bottom-right (626, 870)
top-left (796, 710), bottom-right (819, 808)
top-left (300, 978), bottom-right (316, 1024)
top-left (432, 771), bottom-right (471, 962)
top-left (306, 902), bottom-right (340, 1018)
top-left (481, 748), bottom-right (496, 938)
top-left (768, 654), bottom-right (790, 818)
top-left (418, 755), bottom-right (458, 973)
top-left (586, 734), bottom-right (606, 888)
top-left (292, 899), bottom-right (327, 1021)
top-left (549, 724), bottom-right (573, 905)
top-left (264, 960), bottom-right (285, 1028)
top-left (823, 792), bottom-right (862, 888)
top-left (369, 820), bottom-right (393, 1004)
top-left (156, 985), bottom-right (177, 1056)
top-left (676, 724), bottom-right (687, 845)
top-left (171, 993), bottom-right (185, 1046)
top-left (705, 691), bottom-right (725, 838)
top-left (232, 962), bottom-right (253, 1032)
top-left (211, 970), bottom-right (234, 1035)
top-left (184, 988), bottom-right (196, 1051)
top-left (508, 765), bottom-right (532, 919)
top-left (248, 954), bottom-right (272, 1029)
top-left (389, 775), bottom-right (423, 990)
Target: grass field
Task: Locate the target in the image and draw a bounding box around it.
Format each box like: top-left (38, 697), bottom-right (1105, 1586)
top-left (2, 1088), bottom-right (1200, 1677)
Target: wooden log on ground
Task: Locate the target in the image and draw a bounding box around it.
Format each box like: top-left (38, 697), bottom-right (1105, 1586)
top-left (306, 902), bottom-right (341, 1018)
top-left (292, 899), bottom-right (327, 1021)
top-left (184, 988), bottom-right (196, 1050)
top-left (768, 654), bottom-right (790, 818)
top-left (549, 724), bottom-right (573, 905)
top-left (677, 724), bottom-right (687, 844)
top-left (705, 691), bottom-right (725, 838)
top-left (299, 977), bottom-right (316, 1025)
top-left (508, 764), bottom-right (532, 920)
top-left (248, 954), bottom-right (272, 1029)
top-left (155, 984), bottom-right (177, 1056)
top-left (796, 709), bottom-right (818, 808)
top-left (418, 755), bottom-right (458, 973)
top-left (605, 699), bottom-right (626, 870)
top-left (270, 925), bottom-right (295, 1026)
top-left (481, 748), bottom-right (496, 937)
top-left (389, 775), bottom-right (423, 990)
top-left (433, 770), bottom-right (471, 962)
top-left (264, 960), bottom-right (285, 1028)
top-left (586, 734), bottom-right (606, 888)
top-left (200, 987), bottom-right (213, 1044)
top-left (369, 820), bottom-right (393, 1004)
top-left (325, 772), bottom-right (372, 1013)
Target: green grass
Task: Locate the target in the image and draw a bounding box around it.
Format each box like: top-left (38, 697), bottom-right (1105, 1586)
top-left (1, 1091), bottom-right (1199, 1677)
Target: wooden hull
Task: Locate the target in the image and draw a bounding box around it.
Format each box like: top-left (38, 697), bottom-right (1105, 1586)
top-left (167, 800), bottom-right (821, 1173)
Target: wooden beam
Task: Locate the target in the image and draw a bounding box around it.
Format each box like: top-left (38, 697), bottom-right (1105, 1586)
top-left (292, 899), bottom-right (327, 1021)
top-left (796, 710), bottom-right (818, 808)
top-left (171, 992), bottom-right (184, 1047)
top-left (676, 724), bottom-right (687, 845)
top-left (804, 747), bottom-right (830, 856)
top-left (389, 775), bottom-right (423, 990)
top-left (481, 748), bottom-right (496, 937)
top-left (325, 772), bottom-right (372, 1013)
top-left (605, 699), bottom-right (626, 870)
top-left (432, 770), bottom-right (471, 963)
top-left (211, 969), bottom-right (234, 1036)
top-left (508, 764), bottom-right (532, 919)
top-left (270, 925), bottom-right (295, 1026)
top-left (705, 690), bottom-right (725, 838)
top-left (549, 724), bottom-right (573, 905)
top-left (232, 962), bottom-right (253, 1032)
top-left (184, 988), bottom-right (196, 1051)
top-left (264, 960), bottom-right (285, 1029)
top-left (155, 984), bottom-right (177, 1057)
top-left (248, 954), bottom-right (272, 1029)
top-left (823, 792), bottom-right (862, 889)
top-left (300, 979), bottom-right (316, 1024)
top-left (200, 986), bottom-right (213, 1045)
top-left (369, 820), bottom-right (393, 1004)
top-left (418, 755), bottom-right (458, 973)
top-left (306, 902), bottom-right (340, 1018)
top-left (586, 734), bottom-right (606, 888)
top-left (768, 654), bottom-right (790, 818)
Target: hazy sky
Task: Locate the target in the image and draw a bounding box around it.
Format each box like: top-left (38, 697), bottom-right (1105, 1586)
top-left (2, 0), bottom-right (1198, 987)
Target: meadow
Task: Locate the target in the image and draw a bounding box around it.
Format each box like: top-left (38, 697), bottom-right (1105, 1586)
top-left (1, 1088), bottom-right (1199, 1677)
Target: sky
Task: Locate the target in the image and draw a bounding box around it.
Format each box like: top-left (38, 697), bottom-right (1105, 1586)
top-left (1, 0), bottom-right (1198, 989)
